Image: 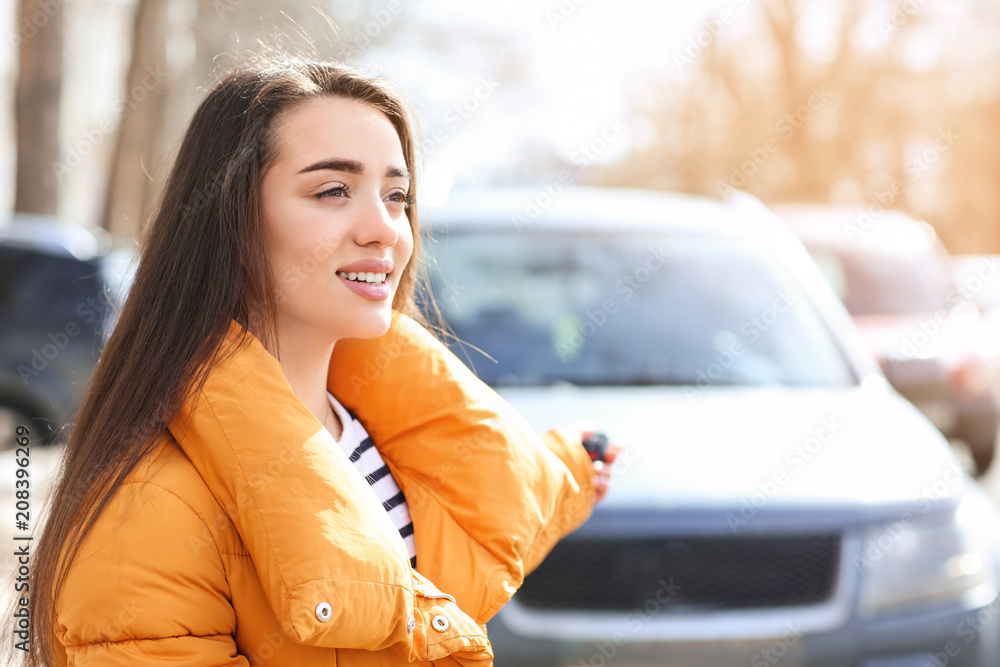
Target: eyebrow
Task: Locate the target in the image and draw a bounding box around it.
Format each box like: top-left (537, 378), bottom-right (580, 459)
top-left (297, 158), bottom-right (410, 179)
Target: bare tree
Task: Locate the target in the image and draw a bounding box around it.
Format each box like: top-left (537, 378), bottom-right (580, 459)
top-left (601, 0), bottom-right (1000, 251)
top-left (14, 0), bottom-right (65, 216)
top-left (100, 0), bottom-right (172, 241)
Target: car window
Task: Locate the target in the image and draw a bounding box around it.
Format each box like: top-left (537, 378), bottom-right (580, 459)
top-left (811, 248), bottom-right (953, 315)
top-left (424, 230), bottom-right (856, 388)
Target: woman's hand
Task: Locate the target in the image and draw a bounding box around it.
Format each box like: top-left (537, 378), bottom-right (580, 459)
top-left (577, 426), bottom-right (622, 504)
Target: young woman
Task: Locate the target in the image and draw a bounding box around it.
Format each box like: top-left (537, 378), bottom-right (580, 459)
top-left (18, 55), bottom-right (614, 665)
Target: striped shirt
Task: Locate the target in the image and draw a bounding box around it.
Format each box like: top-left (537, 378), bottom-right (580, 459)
top-left (327, 392), bottom-right (417, 568)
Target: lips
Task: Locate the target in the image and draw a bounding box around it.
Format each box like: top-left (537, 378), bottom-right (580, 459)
top-left (337, 259), bottom-right (394, 275)
top-left (336, 259), bottom-right (394, 301)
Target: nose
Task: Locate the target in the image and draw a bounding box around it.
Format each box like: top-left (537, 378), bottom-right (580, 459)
top-left (354, 192), bottom-right (401, 247)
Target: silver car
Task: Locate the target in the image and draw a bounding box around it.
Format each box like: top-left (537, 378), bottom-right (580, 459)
top-left (422, 187), bottom-right (1000, 667)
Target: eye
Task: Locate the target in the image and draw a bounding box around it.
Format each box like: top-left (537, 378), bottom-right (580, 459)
top-left (317, 184), bottom-right (351, 199)
top-left (385, 190), bottom-right (413, 209)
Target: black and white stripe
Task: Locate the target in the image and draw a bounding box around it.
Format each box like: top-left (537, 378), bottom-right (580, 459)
top-left (328, 392), bottom-right (417, 568)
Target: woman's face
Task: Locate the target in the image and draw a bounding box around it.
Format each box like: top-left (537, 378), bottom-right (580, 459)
top-left (261, 96), bottom-right (414, 344)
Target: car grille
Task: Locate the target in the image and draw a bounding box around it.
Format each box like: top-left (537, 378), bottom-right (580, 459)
top-left (516, 534), bottom-right (841, 612)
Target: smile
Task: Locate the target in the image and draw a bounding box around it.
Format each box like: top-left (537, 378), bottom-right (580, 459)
top-left (337, 271), bottom-right (387, 285)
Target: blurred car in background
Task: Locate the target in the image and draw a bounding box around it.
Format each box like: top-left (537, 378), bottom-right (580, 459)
top-left (422, 187), bottom-right (1000, 667)
top-left (954, 254), bottom-right (1000, 314)
top-left (0, 215), bottom-right (133, 449)
top-left (773, 205), bottom-right (1000, 475)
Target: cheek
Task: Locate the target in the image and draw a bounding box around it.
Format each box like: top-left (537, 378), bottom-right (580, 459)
top-left (266, 228), bottom-right (306, 286)
top-left (264, 216), bottom-right (327, 303)
top-left (260, 187), bottom-right (295, 271)
top-left (265, 200), bottom-right (335, 277)
top-left (398, 219), bottom-right (415, 264)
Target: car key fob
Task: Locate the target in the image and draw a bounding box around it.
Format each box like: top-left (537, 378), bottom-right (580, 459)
top-left (582, 432), bottom-right (610, 463)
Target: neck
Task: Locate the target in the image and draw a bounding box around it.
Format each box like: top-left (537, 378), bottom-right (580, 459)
top-left (274, 319), bottom-right (338, 432)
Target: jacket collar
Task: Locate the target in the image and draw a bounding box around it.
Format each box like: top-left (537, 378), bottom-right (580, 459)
top-left (169, 320), bottom-right (413, 643)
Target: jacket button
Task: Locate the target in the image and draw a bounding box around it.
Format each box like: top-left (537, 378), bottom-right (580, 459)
top-left (406, 614), bottom-right (415, 633)
top-left (315, 602), bottom-right (333, 622)
top-left (431, 614), bottom-right (450, 632)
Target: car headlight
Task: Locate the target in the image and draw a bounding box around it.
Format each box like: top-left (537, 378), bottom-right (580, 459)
top-left (858, 491), bottom-right (1000, 616)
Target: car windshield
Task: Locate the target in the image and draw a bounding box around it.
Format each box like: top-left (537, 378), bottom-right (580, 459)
top-left (424, 230), bottom-right (856, 388)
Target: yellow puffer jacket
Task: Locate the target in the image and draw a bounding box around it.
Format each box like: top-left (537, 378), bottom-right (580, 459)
top-left (52, 312), bottom-right (595, 665)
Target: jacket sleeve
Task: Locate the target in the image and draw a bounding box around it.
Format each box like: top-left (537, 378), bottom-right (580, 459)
top-left (521, 428), bottom-right (596, 576)
top-left (328, 311), bottom-right (596, 623)
top-left (54, 481), bottom-right (248, 666)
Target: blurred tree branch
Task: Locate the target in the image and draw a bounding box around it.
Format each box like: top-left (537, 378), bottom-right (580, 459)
top-left (603, 0), bottom-right (1000, 251)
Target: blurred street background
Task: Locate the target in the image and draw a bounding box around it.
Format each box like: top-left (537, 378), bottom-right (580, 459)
top-left (5, 0), bottom-right (996, 480)
top-left (3, 0), bottom-right (1000, 252)
top-left (7, 0), bottom-right (1000, 663)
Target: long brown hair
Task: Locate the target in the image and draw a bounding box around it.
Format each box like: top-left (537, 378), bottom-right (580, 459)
top-left (15, 53), bottom-right (424, 666)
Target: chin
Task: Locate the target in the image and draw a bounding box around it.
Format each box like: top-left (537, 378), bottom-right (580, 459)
top-left (339, 310), bottom-right (393, 340)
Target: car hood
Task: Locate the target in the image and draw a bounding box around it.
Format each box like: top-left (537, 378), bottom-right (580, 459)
top-left (499, 378), bottom-right (966, 510)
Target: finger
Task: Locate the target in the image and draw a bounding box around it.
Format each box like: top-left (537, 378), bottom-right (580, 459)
top-left (593, 469), bottom-right (612, 489)
top-left (596, 474), bottom-right (611, 501)
top-left (593, 480), bottom-right (608, 503)
top-left (604, 443), bottom-right (622, 464)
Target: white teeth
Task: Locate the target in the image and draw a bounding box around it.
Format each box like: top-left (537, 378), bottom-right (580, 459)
top-left (338, 271), bottom-right (387, 284)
